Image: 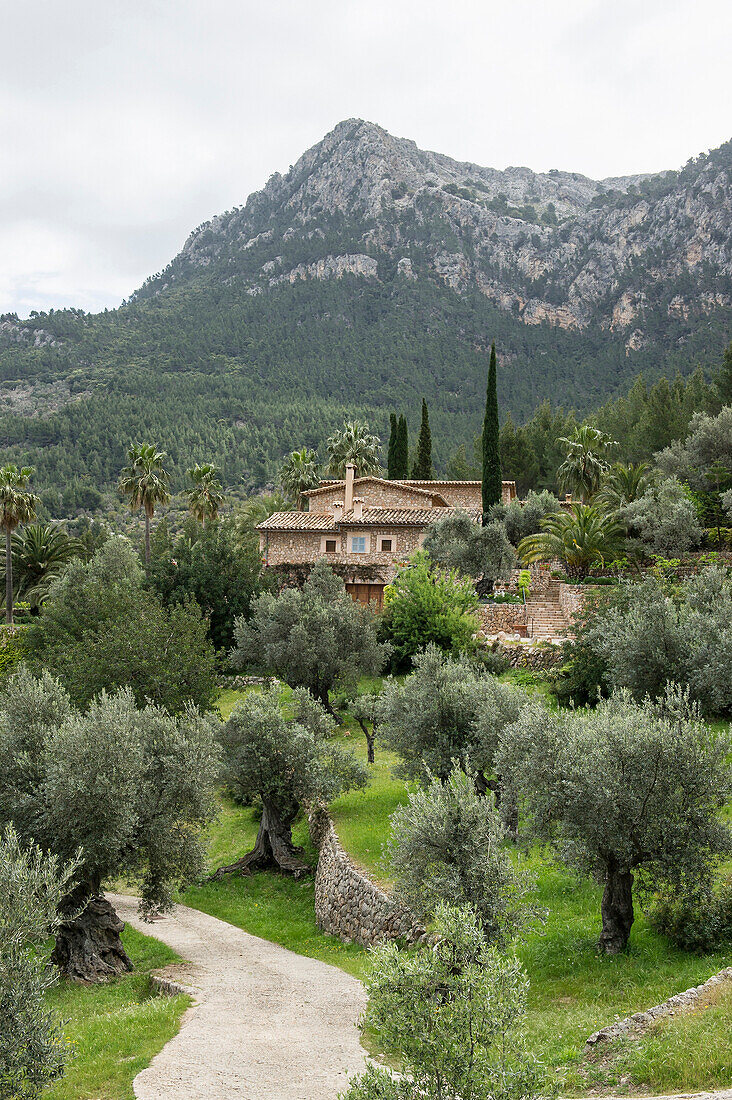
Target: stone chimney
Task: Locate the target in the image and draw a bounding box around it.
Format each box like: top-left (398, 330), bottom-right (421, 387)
top-left (344, 463), bottom-right (355, 513)
top-left (565, 493), bottom-right (572, 503)
top-left (352, 497), bottom-right (364, 520)
top-left (332, 501), bottom-right (344, 521)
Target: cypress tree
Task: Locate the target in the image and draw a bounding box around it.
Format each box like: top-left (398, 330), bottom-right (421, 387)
top-left (482, 342), bottom-right (502, 521)
top-left (387, 413), bottom-right (398, 479)
top-left (396, 415), bottom-right (409, 479)
top-left (411, 399), bottom-right (434, 480)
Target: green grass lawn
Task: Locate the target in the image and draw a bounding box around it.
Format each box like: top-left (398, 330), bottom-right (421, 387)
top-left (44, 926), bottom-right (189, 1100)
top-left (194, 685), bottom-right (732, 1096)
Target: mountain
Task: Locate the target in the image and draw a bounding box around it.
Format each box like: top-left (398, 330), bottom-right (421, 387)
top-left (1, 120), bottom-right (731, 506)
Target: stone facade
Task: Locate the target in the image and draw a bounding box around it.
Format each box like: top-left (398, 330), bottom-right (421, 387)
top-left (306, 477), bottom-right (447, 511)
top-left (260, 521), bottom-right (427, 575)
top-left (309, 809), bottom-right (425, 947)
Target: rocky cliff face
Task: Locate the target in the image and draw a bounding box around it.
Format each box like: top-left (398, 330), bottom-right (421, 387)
top-left (136, 120), bottom-right (732, 352)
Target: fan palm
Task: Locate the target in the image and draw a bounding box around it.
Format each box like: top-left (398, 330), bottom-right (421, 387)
top-left (518, 504), bottom-right (625, 580)
top-left (326, 420), bottom-right (382, 478)
top-left (279, 448), bottom-right (320, 510)
top-left (186, 462), bottom-right (225, 527)
top-left (117, 443), bottom-right (170, 564)
top-left (596, 462), bottom-right (654, 511)
top-left (9, 523), bottom-right (83, 609)
top-left (0, 464), bottom-right (39, 626)
top-left (557, 425), bottom-right (618, 502)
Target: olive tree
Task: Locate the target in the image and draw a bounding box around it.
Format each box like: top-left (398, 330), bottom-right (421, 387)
top-left (423, 512), bottom-right (516, 595)
top-left (0, 826), bottom-right (76, 1099)
top-left (215, 687), bottom-right (367, 877)
top-left (488, 489), bottom-right (560, 546)
top-left (0, 668), bottom-right (220, 982)
top-left (231, 561), bottom-right (389, 713)
top-left (497, 687), bottom-right (732, 953)
top-left (619, 477), bottom-right (703, 557)
top-left (376, 644), bottom-right (523, 793)
top-left (386, 765), bottom-right (532, 943)
top-left (342, 904), bottom-right (549, 1100)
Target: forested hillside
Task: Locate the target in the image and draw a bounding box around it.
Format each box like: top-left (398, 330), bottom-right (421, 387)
top-left (0, 119), bottom-right (730, 503)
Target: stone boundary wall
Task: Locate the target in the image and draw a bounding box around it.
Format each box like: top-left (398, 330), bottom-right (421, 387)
top-left (559, 582), bottom-right (612, 621)
top-left (496, 641), bottom-right (564, 670)
top-left (477, 603), bottom-right (527, 636)
top-left (309, 808), bottom-right (426, 948)
top-left (586, 966), bottom-right (732, 1047)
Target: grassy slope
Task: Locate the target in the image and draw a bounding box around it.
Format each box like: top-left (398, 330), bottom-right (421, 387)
top-left (44, 927), bottom-right (189, 1100)
top-left (195, 684), bottom-right (732, 1095)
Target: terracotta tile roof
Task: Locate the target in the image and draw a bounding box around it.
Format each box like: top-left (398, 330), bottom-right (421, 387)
top-left (342, 507), bottom-right (482, 527)
top-left (256, 512), bottom-right (337, 532)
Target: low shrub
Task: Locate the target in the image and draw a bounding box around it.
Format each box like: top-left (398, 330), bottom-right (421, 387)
top-left (649, 881), bottom-right (732, 953)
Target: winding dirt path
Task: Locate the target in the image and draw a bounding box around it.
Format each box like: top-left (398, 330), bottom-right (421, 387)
top-left (110, 893), bottom-right (368, 1100)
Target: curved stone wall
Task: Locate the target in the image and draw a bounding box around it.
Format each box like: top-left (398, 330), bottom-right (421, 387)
top-left (309, 808), bottom-right (425, 948)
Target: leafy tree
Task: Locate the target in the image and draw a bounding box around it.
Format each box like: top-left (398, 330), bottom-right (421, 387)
top-left (28, 536), bottom-right (218, 713)
top-left (620, 477), bottom-right (703, 557)
top-left (386, 413), bottom-right (398, 479)
top-left (148, 517), bottom-right (263, 650)
top-left (0, 825), bottom-right (76, 1099)
top-left (386, 764), bottom-right (530, 942)
top-left (518, 504), bottom-right (624, 579)
top-left (557, 425), bottom-right (617, 502)
top-left (326, 420), bottom-right (382, 477)
top-left (498, 687), bottom-right (732, 953)
top-left (352, 690), bottom-right (378, 764)
top-left (574, 568), bottom-right (732, 717)
top-left (716, 341), bottom-right (732, 405)
top-left (376, 643), bottom-right (522, 789)
top-left (379, 553), bottom-right (479, 669)
top-left (499, 412), bottom-right (538, 494)
top-left (231, 560), bottom-right (388, 712)
top-left (488, 489), bottom-right (560, 546)
top-left (423, 511), bottom-right (516, 595)
top-left (6, 523), bottom-right (83, 611)
top-left (482, 342), bottom-right (502, 517)
top-left (411, 398), bottom-right (434, 479)
top-left (117, 442), bottom-right (171, 565)
top-left (0, 464), bottom-right (39, 627)
top-left (215, 686), bottom-right (367, 877)
top-left (395, 414), bottom-right (409, 478)
top-left (656, 406), bottom-right (732, 541)
top-left (342, 903), bottom-right (549, 1100)
top-left (278, 448), bottom-right (320, 510)
top-left (0, 668), bottom-right (220, 981)
top-left (185, 461), bottom-right (225, 526)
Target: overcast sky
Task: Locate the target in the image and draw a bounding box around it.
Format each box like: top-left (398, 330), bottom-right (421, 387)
top-left (2, 0), bottom-right (731, 318)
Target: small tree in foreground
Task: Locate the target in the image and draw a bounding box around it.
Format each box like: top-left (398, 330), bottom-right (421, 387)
top-left (231, 561), bottom-right (389, 713)
top-left (342, 904), bottom-right (550, 1100)
top-left (497, 687), bottom-right (732, 954)
top-left (0, 826), bottom-right (75, 1099)
top-left (386, 765), bottom-right (532, 944)
top-left (215, 687), bottom-right (367, 877)
top-left (0, 669), bottom-right (220, 982)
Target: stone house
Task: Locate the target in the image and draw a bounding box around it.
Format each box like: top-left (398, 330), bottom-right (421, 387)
top-left (257, 465), bottom-right (517, 608)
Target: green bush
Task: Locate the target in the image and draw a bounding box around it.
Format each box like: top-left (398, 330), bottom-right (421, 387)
top-left (0, 627), bottom-right (28, 681)
top-left (650, 881), bottom-right (732, 953)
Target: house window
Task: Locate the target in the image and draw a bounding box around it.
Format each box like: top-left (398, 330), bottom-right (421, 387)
top-left (380, 538), bottom-right (393, 552)
top-left (351, 536), bottom-right (367, 554)
top-left (325, 539), bottom-right (337, 553)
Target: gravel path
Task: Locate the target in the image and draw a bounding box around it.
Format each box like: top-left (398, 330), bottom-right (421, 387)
top-left (109, 893), bottom-right (368, 1100)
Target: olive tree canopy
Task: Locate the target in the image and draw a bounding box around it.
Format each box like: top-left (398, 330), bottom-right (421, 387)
top-left (497, 687), bottom-right (732, 953)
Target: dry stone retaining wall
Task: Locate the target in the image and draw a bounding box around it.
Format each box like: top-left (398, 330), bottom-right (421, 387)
top-left (494, 641), bottom-right (564, 670)
top-left (477, 603), bottom-right (527, 636)
top-left (309, 808), bottom-right (425, 947)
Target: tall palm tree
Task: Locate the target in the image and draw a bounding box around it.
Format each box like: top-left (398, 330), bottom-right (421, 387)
top-left (186, 462), bottom-right (225, 527)
top-left (279, 448), bottom-right (320, 510)
top-left (596, 462), bottom-right (654, 511)
top-left (0, 464), bottom-right (39, 626)
top-left (557, 425), bottom-right (618, 502)
top-left (118, 443), bottom-right (170, 565)
top-left (518, 504), bottom-right (625, 580)
top-left (326, 420), bottom-right (382, 478)
top-left (9, 523), bottom-right (84, 610)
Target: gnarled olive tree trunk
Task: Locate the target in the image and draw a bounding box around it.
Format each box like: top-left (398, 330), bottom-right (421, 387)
top-left (213, 799), bottom-right (310, 879)
top-left (52, 885), bottom-right (132, 982)
top-left (599, 867), bottom-right (634, 954)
